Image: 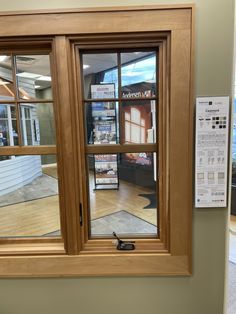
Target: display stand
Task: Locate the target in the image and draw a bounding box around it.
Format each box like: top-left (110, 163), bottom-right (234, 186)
top-left (90, 101), bottom-right (118, 145)
top-left (90, 84), bottom-right (119, 190)
top-left (94, 154), bottom-right (119, 190)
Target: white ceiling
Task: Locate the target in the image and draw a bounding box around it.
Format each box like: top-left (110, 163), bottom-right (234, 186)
top-left (82, 51), bottom-right (154, 76)
top-left (0, 51), bottom-right (155, 90)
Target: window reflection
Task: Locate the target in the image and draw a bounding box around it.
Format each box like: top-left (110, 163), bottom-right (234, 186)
top-left (0, 105), bottom-right (18, 146)
top-left (85, 102), bottom-right (119, 145)
top-left (20, 103), bottom-right (56, 146)
top-left (122, 100), bottom-right (156, 144)
top-left (121, 52), bottom-right (156, 98)
top-left (82, 53), bottom-right (118, 99)
top-left (0, 155), bottom-right (61, 237)
top-left (82, 52), bottom-right (157, 99)
top-left (87, 153), bottom-right (157, 237)
top-left (0, 55), bottom-right (14, 101)
top-left (16, 55), bottom-right (52, 101)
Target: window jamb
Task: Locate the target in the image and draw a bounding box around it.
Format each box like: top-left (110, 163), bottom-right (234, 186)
top-left (73, 37), bottom-right (167, 254)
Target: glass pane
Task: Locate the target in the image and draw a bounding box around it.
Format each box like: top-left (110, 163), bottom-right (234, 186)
top-left (0, 105), bottom-right (18, 146)
top-left (20, 103), bottom-right (56, 146)
top-left (87, 153), bottom-right (157, 237)
top-left (0, 155), bottom-right (61, 237)
top-left (82, 53), bottom-right (118, 99)
top-left (121, 51), bottom-right (156, 98)
top-left (0, 55), bottom-right (14, 101)
top-left (16, 55), bottom-right (52, 100)
top-left (121, 100), bottom-right (156, 144)
top-left (85, 102), bottom-right (119, 144)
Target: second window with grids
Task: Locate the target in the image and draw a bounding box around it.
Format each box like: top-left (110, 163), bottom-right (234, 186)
top-left (78, 48), bottom-right (159, 240)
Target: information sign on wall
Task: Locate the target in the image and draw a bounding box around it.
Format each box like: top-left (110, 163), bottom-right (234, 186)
top-left (195, 96), bottom-right (230, 208)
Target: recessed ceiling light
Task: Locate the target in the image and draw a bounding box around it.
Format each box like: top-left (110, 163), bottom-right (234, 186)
top-left (34, 85), bottom-right (41, 89)
top-left (83, 64), bottom-right (90, 69)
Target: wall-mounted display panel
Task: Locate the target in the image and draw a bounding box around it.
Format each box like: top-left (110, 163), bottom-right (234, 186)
top-left (195, 96), bottom-right (229, 208)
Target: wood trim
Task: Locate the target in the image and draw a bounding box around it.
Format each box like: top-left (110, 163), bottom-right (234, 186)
top-left (169, 29), bottom-right (192, 256)
top-left (0, 42), bottom-right (52, 54)
top-left (187, 5), bottom-right (195, 274)
top-left (17, 99), bottom-right (53, 104)
top-left (0, 145), bottom-right (57, 155)
top-left (0, 99), bottom-right (53, 104)
top-left (67, 41), bottom-right (84, 251)
top-left (74, 35), bottom-right (168, 256)
top-left (73, 44), bottom-right (90, 248)
top-left (84, 97), bottom-right (157, 103)
top-left (0, 254), bottom-right (190, 277)
top-left (157, 37), bottom-right (170, 250)
top-left (52, 36), bottom-right (80, 255)
top-left (0, 238), bottom-right (62, 244)
top-left (0, 9), bottom-right (192, 37)
top-left (70, 33), bottom-right (169, 45)
top-left (81, 239), bottom-right (167, 254)
top-left (0, 5), bottom-right (195, 16)
top-left (0, 243), bottom-right (65, 256)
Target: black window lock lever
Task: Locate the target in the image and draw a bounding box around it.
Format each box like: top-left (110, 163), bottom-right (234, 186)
top-left (112, 232), bottom-right (135, 251)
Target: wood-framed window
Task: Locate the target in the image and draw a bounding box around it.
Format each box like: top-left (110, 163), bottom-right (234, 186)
top-left (0, 5), bottom-right (194, 276)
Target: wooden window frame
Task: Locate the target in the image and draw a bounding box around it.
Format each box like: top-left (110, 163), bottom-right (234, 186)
top-left (0, 5), bottom-right (194, 276)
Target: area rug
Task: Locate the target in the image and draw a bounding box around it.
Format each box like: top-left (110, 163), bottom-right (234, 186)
top-left (43, 210), bottom-right (157, 237)
top-left (138, 193), bottom-right (157, 209)
top-left (0, 174), bottom-right (58, 207)
top-left (91, 210), bottom-right (157, 236)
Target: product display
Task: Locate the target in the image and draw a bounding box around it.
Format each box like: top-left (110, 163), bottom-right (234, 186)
top-left (94, 154), bottom-right (119, 190)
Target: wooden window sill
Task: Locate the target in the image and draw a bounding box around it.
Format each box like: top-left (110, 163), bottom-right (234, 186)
top-left (0, 251), bottom-right (190, 277)
top-left (0, 243), bottom-right (65, 256)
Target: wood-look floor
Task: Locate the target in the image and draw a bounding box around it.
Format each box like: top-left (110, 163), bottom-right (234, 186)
top-left (89, 174), bottom-right (157, 225)
top-left (0, 195), bottom-right (60, 237)
top-left (0, 167), bottom-right (157, 237)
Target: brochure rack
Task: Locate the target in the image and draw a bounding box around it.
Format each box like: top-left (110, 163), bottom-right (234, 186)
top-left (90, 84), bottom-right (119, 190)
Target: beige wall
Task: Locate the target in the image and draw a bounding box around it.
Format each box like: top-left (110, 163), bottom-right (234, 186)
top-left (0, 1), bottom-right (234, 314)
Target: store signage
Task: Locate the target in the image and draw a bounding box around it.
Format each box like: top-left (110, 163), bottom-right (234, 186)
top-left (91, 84), bottom-right (115, 99)
top-left (122, 90), bottom-right (152, 98)
top-left (195, 96), bottom-right (230, 208)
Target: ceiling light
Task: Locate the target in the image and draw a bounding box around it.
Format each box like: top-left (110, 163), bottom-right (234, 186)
top-left (34, 85), bottom-right (41, 89)
top-left (37, 76), bottom-right (51, 82)
top-left (0, 56), bottom-right (8, 62)
top-left (83, 64), bottom-right (90, 69)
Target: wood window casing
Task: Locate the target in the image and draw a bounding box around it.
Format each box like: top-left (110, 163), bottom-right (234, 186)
top-left (0, 5), bottom-right (194, 276)
top-left (73, 37), bottom-right (166, 253)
